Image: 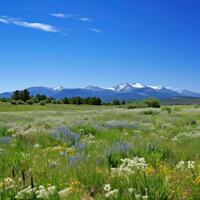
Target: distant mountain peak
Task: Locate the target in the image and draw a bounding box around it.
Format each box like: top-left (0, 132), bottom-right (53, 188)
top-left (131, 82), bottom-right (145, 88)
top-left (53, 86), bottom-right (64, 91)
top-left (85, 85), bottom-right (115, 92)
top-left (113, 82), bottom-right (145, 92)
top-left (148, 85), bottom-right (163, 90)
top-left (1, 82), bottom-right (200, 101)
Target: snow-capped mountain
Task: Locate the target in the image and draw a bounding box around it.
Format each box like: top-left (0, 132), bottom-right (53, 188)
top-left (53, 86), bottom-right (64, 91)
top-left (113, 83), bottom-right (145, 92)
top-left (0, 82), bottom-right (200, 101)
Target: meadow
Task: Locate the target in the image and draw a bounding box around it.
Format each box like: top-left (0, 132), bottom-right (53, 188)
top-left (1, 102), bottom-right (200, 199)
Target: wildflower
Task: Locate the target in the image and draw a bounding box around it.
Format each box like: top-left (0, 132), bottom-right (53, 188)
top-left (0, 136), bottom-right (12, 144)
top-left (142, 188), bottom-right (149, 200)
top-left (4, 177), bottom-right (15, 189)
top-left (58, 187), bottom-right (71, 199)
top-left (187, 161), bottom-right (195, 169)
top-left (105, 189), bottom-right (119, 198)
top-left (146, 166), bottom-right (155, 176)
top-left (36, 188), bottom-right (49, 199)
top-left (176, 161), bottom-right (185, 169)
top-left (194, 176), bottom-right (200, 184)
top-left (111, 157), bottom-right (147, 176)
top-left (104, 184), bottom-right (111, 192)
top-left (33, 143), bottom-right (41, 148)
top-left (135, 194), bottom-right (141, 199)
top-left (15, 186), bottom-right (36, 199)
top-left (128, 188), bottom-right (134, 194)
top-left (47, 186), bottom-right (56, 195)
top-left (48, 159), bottom-right (58, 168)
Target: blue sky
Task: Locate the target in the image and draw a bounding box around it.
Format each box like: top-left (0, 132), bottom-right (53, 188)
top-left (0, 0), bottom-right (200, 92)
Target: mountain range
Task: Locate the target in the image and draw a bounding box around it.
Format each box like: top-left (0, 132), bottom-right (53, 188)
top-left (0, 83), bottom-right (200, 101)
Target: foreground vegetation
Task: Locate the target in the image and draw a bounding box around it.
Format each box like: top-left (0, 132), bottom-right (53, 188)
top-left (1, 103), bottom-right (200, 199)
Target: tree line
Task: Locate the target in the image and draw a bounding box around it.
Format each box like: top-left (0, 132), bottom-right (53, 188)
top-left (4, 89), bottom-right (127, 106)
top-left (0, 89), bottom-right (163, 108)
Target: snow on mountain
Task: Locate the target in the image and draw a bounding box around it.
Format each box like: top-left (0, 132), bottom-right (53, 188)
top-left (85, 85), bottom-right (112, 92)
top-left (53, 86), bottom-right (64, 91)
top-left (148, 85), bottom-right (163, 90)
top-left (113, 83), bottom-right (145, 92)
top-left (1, 82), bottom-right (200, 101)
top-left (130, 83), bottom-right (145, 88)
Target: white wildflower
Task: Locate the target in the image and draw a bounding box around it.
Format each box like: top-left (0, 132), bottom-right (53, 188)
top-left (33, 143), bottom-right (41, 148)
top-left (111, 157), bottom-right (147, 176)
top-left (47, 186), bottom-right (56, 195)
top-left (36, 188), bottom-right (49, 199)
top-left (104, 184), bottom-right (111, 192)
top-left (128, 188), bottom-right (134, 193)
top-left (187, 161), bottom-right (195, 169)
top-left (105, 189), bottom-right (119, 198)
top-left (15, 186), bottom-right (36, 199)
top-left (176, 161), bottom-right (185, 169)
top-left (135, 194), bottom-right (141, 199)
top-left (4, 177), bottom-right (15, 190)
top-left (58, 187), bottom-right (71, 199)
top-left (142, 188), bottom-right (149, 200)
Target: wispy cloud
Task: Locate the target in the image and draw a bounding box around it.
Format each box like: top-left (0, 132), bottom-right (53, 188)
top-left (89, 28), bottom-right (102, 33)
top-left (0, 17), bottom-right (9, 24)
top-left (50, 13), bottom-right (74, 19)
top-left (0, 16), bottom-right (59, 33)
top-left (78, 17), bottom-right (92, 22)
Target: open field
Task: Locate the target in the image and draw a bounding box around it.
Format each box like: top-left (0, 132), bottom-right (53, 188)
top-left (1, 103), bottom-right (200, 199)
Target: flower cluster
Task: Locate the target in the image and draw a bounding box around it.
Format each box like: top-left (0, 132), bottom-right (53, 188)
top-left (134, 188), bottom-right (149, 200)
top-left (111, 157), bottom-right (148, 175)
top-left (103, 184), bottom-right (119, 198)
top-left (176, 160), bottom-right (195, 169)
top-left (58, 187), bottom-right (71, 199)
top-left (0, 177), bottom-right (15, 190)
top-left (51, 126), bottom-right (80, 146)
top-left (15, 186), bottom-right (36, 199)
top-left (15, 185), bottom-right (56, 199)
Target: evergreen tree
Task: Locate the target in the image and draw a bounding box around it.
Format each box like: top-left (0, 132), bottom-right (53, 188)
top-left (12, 90), bottom-right (20, 101)
top-left (112, 99), bottom-right (121, 105)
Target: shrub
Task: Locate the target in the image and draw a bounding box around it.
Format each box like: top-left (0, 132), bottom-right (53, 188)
top-left (56, 100), bottom-right (62, 104)
top-left (112, 99), bottom-right (121, 105)
top-left (143, 110), bottom-right (159, 115)
top-left (127, 101), bottom-right (147, 109)
top-left (40, 100), bottom-right (47, 106)
top-left (26, 99), bottom-right (34, 105)
top-left (186, 119), bottom-right (197, 126)
top-left (51, 100), bottom-right (57, 104)
top-left (11, 100), bottom-right (17, 105)
top-left (62, 98), bottom-right (69, 104)
top-left (0, 98), bottom-right (8, 102)
top-left (0, 127), bottom-right (8, 137)
top-left (144, 98), bottom-right (161, 108)
top-left (17, 100), bottom-right (24, 105)
top-left (161, 106), bottom-right (172, 113)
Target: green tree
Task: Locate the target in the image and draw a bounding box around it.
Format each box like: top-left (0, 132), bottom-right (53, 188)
top-left (20, 89), bottom-right (31, 102)
top-left (144, 98), bottom-right (160, 108)
top-left (62, 98), bottom-right (69, 104)
top-left (112, 99), bottom-right (121, 105)
top-left (12, 90), bottom-right (20, 101)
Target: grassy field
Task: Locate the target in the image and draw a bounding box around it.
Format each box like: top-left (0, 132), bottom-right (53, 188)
top-left (1, 103), bottom-right (200, 199)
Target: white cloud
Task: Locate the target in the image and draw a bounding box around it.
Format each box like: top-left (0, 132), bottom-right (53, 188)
top-left (0, 18), bottom-right (9, 24)
top-left (0, 16), bottom-right (59, 33)
top-left (78, 17), bottom-right (92, 22)
top-left (14, 21), bottom-right (58, 32)
top-left (89, 28), bottom-right (102, 33)
top-left (50, 13), bottom-right (74, 19)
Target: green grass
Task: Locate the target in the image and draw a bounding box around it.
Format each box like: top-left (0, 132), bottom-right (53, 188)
top-left (1, 104), bottom-right (200, 199)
